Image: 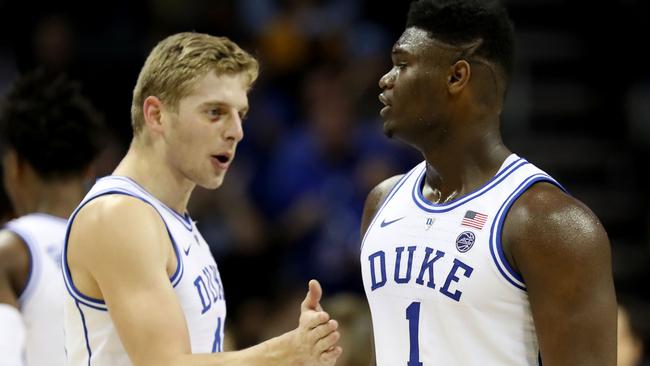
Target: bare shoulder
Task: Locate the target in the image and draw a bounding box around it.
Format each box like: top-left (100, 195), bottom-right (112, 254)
top-left (503, 179), bottom-right (617, 364)
top-left (68, 194), bottom-right (170, 272)
top-left (503, 181), bottom-right (610, 279)
top-left (361, 175), bottom-right (404, 239)
top-left (506, 182), bottom-right (608, 251)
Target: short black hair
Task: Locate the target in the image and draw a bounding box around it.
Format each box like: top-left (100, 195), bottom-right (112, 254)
top-left (406, 0), bottom-right (515, 79)
top-left (0, 70), bottom-right (104, 180)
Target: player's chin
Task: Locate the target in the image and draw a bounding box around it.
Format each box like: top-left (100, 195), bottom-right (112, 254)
top-left (382, 120), bottom-right (396, 138)
top-left (199, 174), bottom-right (226, 190)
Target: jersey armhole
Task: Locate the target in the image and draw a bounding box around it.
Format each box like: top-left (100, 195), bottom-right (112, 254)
top-left (62, 190), bottom-right (184, 311)
top-left (489, 174), bottom-right (566, 291)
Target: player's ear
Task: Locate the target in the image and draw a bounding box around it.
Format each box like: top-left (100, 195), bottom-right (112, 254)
top-left (448, 60), bottom-right (471, 95)
top-left (142, 96), bottom-right (165, 134)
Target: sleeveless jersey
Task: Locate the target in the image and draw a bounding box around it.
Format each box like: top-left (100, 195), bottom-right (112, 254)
top-left (4, 213), bottom-right (66, 366)
top-left (361, 154), bottom-right (563, 366)
top-left (62, 176), bottom-right (226, 366)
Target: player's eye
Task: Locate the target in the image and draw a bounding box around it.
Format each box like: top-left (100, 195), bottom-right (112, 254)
top-left (207, 108), bottom-right (224, 119)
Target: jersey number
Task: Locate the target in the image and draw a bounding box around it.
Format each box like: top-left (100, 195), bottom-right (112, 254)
top-left (406, 302), bottom-right (422, 366)
top-left (212, 317), bottom-right (223, 352)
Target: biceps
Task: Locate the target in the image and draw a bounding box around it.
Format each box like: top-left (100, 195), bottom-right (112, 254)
top-left (526, 258), bottom-right (616, 364)
top-left (100, 271), bottom-right (191, 363)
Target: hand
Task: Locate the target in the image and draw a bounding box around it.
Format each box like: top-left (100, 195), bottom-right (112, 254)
top-left (277, 280), bottom-right (343, 366)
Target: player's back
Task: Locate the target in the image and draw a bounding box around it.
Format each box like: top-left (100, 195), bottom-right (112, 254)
top-left (62, 176), bottom-right (226, 366)
top-left (4, 213), bottom-right (66, 366)
top-left (361, 154), bottom-right (561, 365)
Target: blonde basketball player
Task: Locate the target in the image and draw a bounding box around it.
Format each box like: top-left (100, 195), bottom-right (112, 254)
top-left (63, 33), bottom-right (342, 366)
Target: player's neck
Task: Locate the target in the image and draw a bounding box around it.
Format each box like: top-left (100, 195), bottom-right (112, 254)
top-left (113, 142), bottom-right (194, 214)
top-left (20, 178), bottom-right (87, 219)
top-left (420, 126), bottom-right (510, 201)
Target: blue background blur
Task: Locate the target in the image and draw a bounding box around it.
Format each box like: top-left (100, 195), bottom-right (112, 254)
top-left (1, 0), bottom-right (648, 363)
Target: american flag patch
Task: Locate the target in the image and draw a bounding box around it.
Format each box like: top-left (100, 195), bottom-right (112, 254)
top-left (461, 210), bottom-right (488, 230)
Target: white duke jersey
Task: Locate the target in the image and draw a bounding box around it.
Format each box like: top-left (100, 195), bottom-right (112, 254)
top-left (62, 176), bottom-right (226, 366)
top-left (4, 213), bottom-right (66, 366)
top-left (361, 154), bottom-right (564, 366)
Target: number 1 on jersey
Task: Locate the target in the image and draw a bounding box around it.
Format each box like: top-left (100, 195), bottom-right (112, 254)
top-left (406, 301), bottom-right (423, 366)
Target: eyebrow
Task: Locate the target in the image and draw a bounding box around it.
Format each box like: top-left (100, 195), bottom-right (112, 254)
top-left (200, 101), bottom-right (249, 116)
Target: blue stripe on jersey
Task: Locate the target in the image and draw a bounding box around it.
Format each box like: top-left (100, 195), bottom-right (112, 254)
top-left (169, 225), bottom-right (184, 287)
top-left (411, 159), bottom-right (528, 213)
top-left (489, 174), bottom-right (565, 290)
top-left (63, 190), bottom-right (185, 311)
top-left (75, 300), bottom-right (93, 366)
top-left (102, 176), bottom-right (194, 231)
top-left (360, 167), bottom-right (420, 251)
top-left (5, 227), bottom-right (40, 303)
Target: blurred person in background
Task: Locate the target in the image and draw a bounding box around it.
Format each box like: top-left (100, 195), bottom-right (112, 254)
top-left (264, 66), bottom-right (408, 292)
top-left (618, 295), bottom-right (650, 366)
top-left (361, 0), bottom-right (616, 364)
top-left (0, 70), bottom-right (104, 366)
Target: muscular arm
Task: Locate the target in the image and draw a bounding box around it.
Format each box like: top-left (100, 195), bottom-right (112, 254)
top-left (0, 230), bottom-right (30, 366)
top-left (503, 183), bottom-right (617, 365)
top-left (360, 175), bottom-right (402, 366)
top-left (68, 196), bottom-right (341, 366)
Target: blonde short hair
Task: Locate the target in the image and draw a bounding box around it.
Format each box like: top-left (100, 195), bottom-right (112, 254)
top-left (131, 32), bottom-right (259, 135)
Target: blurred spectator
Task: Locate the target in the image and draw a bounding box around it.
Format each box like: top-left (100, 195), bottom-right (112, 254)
top-left (33, 14), bottom-right (75, 74)
top-left (263, 66), bottom-right (410, 291)
top-left (321, 293), bottom-right (373, 366)
top-left (618, 295), bottom-right (650, 366)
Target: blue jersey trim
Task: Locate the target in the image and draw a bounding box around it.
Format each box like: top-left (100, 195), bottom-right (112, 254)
top-left (75, 300), bottom-right (93, 366)
top-left (489, 174), bottom-right (565, 291)
top-left (360, 166), bottom-right (420, 251)
top-left (411, 158), bottom-right (528, 213)
top-left (63, 190), bottom-right (185, 310)
top-left (4, 227), bottom-right (40, 304)
top-left (169, 227), bottom-right (184, 287)
top-left (101, 176), bottom-right (194, 231)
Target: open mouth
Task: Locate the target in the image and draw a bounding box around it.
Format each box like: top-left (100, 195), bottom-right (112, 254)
top-left (213, 155), bottom-right (230, 164)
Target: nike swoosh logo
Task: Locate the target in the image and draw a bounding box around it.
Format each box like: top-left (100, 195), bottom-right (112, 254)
top-left (183, 243), bottom-right (193, 256)
top-left (380, 216), bottom-right (405, 228)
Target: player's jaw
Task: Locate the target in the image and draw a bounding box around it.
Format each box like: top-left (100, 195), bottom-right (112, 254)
top-left (198, 147), bottom-right (236, 189)
top-left (379, 91), bottom-right (400, 138)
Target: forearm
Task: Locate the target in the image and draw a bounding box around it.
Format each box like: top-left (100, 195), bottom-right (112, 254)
top-left (0, 303), bottom-right (25, 366)
top-left (151, 332), bottom-right (289, 366)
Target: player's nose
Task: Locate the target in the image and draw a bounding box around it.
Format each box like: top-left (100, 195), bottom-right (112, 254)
top-left (379, 69), bottom-right (395, 89)
top-left (224, 113), bottom-right (244, 142)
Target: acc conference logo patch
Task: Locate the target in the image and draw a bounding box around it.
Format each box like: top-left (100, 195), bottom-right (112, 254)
top-left (456, 231), bottom-right (475, 253)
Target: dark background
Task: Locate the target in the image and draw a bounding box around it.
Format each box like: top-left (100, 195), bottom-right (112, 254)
top-left (1, 0), bottom-right (648, 362)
